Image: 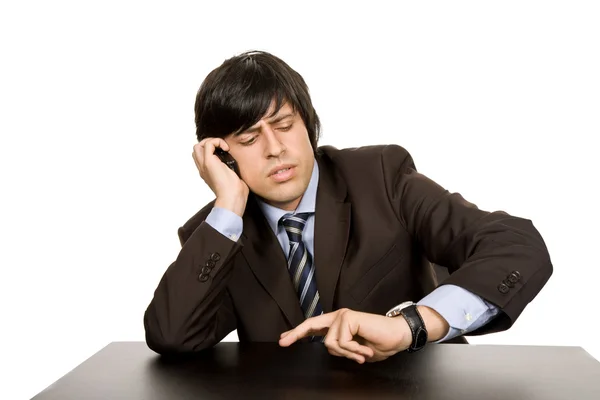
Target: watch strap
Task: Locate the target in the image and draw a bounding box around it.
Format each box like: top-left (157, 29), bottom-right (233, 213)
top-left (400, 305), bottom-right (428, 352)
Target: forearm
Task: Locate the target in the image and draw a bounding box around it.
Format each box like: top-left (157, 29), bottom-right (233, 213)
top-left (385, 145), bottom-right (552, 331)
top-left (417, 305), bottom-right (449, 342)
top-left (144, 221), bottom-right (241, 354)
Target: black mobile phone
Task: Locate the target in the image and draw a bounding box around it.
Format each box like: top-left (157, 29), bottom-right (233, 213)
top-left (214, 147), bottom-right (241, 178)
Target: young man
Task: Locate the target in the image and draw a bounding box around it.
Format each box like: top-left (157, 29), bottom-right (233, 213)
top-left (144, 50), bottom-right (553, 363)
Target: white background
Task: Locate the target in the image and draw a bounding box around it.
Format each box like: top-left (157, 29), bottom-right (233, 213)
top-left (1, 1), bottom-right (599, 399)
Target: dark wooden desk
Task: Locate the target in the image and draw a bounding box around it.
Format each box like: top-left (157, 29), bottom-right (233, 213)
top-left (32, 342), bottom-right (600, 399)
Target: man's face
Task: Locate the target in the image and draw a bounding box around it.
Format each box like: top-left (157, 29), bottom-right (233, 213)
top-left (224, 102), bottom-right (315, 211)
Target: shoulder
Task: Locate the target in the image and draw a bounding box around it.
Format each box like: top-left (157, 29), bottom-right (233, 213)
top-left (316, 144), bottom-right (416, 176)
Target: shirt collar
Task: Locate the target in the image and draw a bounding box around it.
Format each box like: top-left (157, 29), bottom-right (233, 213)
top-left (257, 158), bottom-right (319, 234)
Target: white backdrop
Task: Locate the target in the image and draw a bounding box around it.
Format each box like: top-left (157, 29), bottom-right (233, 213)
top-left (1, 1), bottom-right (599, 399)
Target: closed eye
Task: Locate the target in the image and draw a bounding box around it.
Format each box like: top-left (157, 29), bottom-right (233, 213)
top-left (241, 136), bottom-right (257, 146)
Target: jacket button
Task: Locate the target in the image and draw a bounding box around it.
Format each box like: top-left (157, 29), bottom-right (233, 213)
top-left (206, 259), bottom-right (216, 268)
top-left (210, 252), bottom-right (221, 261)
top-left (201, 266), bottom-right (212, 275)
top-left (503, 279), bottom-right (515, 288)
top-left (198, 274), bottom-right (209, 282)
top-left (510, 271), bottom-right (521, 280)
top-left (508, 272), bottom-right (521, 283)
top-left (498, 283), bottom-right (510, 294)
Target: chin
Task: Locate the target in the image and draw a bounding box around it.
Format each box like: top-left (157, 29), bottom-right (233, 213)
top-left (265, 193), bottom-right (302, 206)
top-left (255, 186), bottom-right (305, 209)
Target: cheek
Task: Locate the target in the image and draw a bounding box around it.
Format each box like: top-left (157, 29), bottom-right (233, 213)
top-left (295, 134), bottom-right (315, 160)
top-left (238, 157), bottom-right (264, 184)
top-left (285, 132), bottom-right (310, 154)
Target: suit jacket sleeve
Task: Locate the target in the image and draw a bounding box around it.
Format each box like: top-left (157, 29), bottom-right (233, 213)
top-left (383, 145), bottom-right (553, 334)
top-left (143, 216), bottom-right (242, 355)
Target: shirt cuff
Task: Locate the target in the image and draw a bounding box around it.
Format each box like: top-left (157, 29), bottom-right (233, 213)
top-left (417, 284), bottom-right (501, 343)
top-left (205, 207), bottom-right (243, 242)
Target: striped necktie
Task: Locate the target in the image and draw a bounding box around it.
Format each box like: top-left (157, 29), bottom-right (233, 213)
top-left (280, 212), bottom-right (324, 325)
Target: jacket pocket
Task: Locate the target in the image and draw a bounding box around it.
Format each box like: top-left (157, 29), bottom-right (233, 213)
top-left (350, 244), bottom-right (404, 304)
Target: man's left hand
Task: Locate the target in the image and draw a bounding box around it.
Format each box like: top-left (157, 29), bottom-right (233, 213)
top-left (279, 308), bottom-right (411, 363)
top-left (279, 307), bottom-right (449, 364)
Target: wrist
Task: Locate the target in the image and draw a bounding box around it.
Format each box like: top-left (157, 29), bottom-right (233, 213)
top-left (215, 196), bottom-right (246, 218)
top-left (416, 305), bottom-right (450, 342)
top-left (387, 302), bottom-right (428, 352)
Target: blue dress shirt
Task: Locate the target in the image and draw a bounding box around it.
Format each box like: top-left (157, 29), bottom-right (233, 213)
top-left (205, 159), bottom-right (500, 342)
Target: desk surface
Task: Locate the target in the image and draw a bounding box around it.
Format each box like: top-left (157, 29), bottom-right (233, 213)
top-left (32, 342), bottom-right (600, 400)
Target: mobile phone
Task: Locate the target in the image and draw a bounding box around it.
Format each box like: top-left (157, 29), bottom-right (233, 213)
top-left (214, 147), bottom-right (241, 178)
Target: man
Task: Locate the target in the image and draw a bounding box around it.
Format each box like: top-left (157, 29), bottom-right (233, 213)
top-left (144, 50), bottom-right (552, 364)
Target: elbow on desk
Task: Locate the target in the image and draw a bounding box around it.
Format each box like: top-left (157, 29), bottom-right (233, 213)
top-left (145, 334), bottom-right (193, 356)
top-left (143, 311), bottom-right (177, 355)
top-left (144, 328), bottom-right (212, 356)
top-left (143, 311), bottom-right (216, 355)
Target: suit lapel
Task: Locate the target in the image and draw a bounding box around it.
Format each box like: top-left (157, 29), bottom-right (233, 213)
top-left (313, 153), bottom-right (351, 313)
top-left (241, 196), bottom-right (306, 328)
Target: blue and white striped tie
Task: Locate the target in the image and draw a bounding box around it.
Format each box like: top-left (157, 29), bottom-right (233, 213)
top-left (281, 213), bottom-right (324, 334)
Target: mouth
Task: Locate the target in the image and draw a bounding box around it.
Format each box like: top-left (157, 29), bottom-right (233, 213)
top-left (269, 165), bottom-right (296, 183)
top-left (272, 167), bottom-right (291, 175)
top-left (269, 164), bottom-right (294, 176)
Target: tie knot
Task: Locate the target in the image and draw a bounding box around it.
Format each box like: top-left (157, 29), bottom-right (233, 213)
top-left (281, 212), bottom-right (311, 243)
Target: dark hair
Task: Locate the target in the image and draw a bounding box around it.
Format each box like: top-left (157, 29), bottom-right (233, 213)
top-left (194, 50), bottom-right (321, 151)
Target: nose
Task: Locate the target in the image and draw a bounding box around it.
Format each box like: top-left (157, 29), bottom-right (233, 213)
top-left (263, 126), bottom-right (286, 158)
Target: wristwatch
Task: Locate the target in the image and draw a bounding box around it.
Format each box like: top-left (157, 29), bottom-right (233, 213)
top-left (386, 301), bottom-right (428, 352)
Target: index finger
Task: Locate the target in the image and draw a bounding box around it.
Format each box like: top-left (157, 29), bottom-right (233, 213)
top-left (279, 312), bottom-right (337, 347)
top-left (202, 138), bottom-right (229, 160)
top-left (193, 138), bottom-right (229, 159)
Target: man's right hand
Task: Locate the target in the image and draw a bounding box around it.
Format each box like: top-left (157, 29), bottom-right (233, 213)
top-left (193, 138), bottom-right (249, 217)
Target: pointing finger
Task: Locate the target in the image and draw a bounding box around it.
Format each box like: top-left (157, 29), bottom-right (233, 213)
top-left (279, 312), bottom-right (338, 347)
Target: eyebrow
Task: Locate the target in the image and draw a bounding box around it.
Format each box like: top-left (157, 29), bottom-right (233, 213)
top-left (236, 113), bottom-right (295, 135)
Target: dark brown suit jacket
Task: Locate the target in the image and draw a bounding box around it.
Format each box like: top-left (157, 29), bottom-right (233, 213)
top-left (144, 145), bottom-right (553, 355)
